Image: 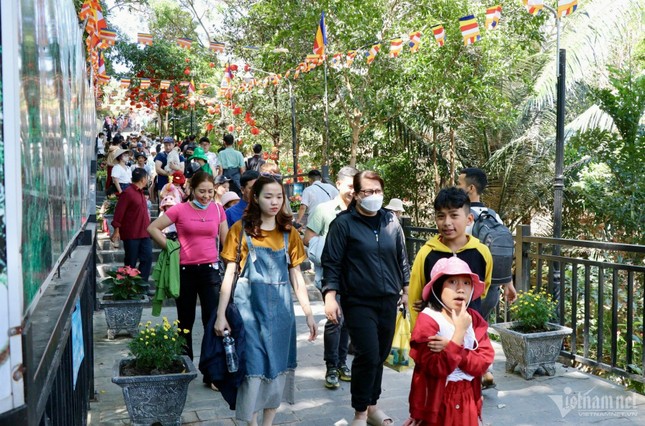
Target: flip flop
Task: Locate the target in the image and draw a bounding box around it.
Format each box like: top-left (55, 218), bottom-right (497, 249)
top-left (481, 376), bottom-right (497, 390)
top-left (367, 408), bottom-right (393, 426)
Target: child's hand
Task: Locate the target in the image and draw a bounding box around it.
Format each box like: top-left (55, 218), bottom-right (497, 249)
top-left (451, 302), bottom-right (472, 332)
top-left (412, 299), bottom-right (424, 312)
top-left (427, 335), bottom-right (449, 353)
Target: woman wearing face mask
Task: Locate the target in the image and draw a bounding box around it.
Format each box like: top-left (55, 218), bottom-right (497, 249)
top-left (148, 171), bottom-right (229, 362)
top-left (321, 170), bottom-right (411, 426)
top-left (110, 148), bottom-right (133, 195)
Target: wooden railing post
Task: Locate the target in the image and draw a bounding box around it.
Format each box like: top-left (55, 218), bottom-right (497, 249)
top-left (515, 225), bottom-right (531, 293)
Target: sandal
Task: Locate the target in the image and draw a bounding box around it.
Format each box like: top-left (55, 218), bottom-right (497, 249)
top-left (482, 372), bottom-right (497, 390)
top-left (367, 408), bottom-right (393, 426)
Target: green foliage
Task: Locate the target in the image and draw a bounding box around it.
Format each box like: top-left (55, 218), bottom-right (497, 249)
top-left (129, 317), bottom-right (188, 371)
top-left (510, 289), bottom-right (557, 332)
top-left (103, 265), bottom-right (146, 300)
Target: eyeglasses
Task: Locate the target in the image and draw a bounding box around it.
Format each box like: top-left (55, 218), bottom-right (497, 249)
top-left (260, 172), bottom-right (283, 183)
top-left (359, 189), bottom-right (383, 196)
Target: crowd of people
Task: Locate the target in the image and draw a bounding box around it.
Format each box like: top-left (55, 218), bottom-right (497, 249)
top-left (103, 127), bottom-right (515, 426)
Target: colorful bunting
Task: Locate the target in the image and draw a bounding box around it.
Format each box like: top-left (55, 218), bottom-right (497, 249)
top-left (160, 80), bottom-right (170, 90)
top-left (485, 5), bottom-right (502, 30)
top-left (177, 38), bottom-right (193, 49)
top-left (389, 39), bottom-right (403, 58)
top-left (346, 50), bottom-right (357, 67)
top-left (557, 0), bottom-right (578, 17)
top-left (137, 33), bottom-right (153, 46)
top-left (313, 11), bottom-right (327, 56)
top-left (199, 83), bottom-right (211, 89)
top-left (522, 0), bottom-right (544, 16)
top-left (331, 53), bottom-right (343, 69)
top-left (140, 78), bottom-right (151, 89)
top-left (459, 15), bottom-right (481, 46)
top-left (210, 41), bottom-right (226, 53)
top-left (99, 28), bottom-right (117, 47)
top-left (120, 78), bottom-right (131, 88)
top-left (408, 31), bottom-right (422, 53)
top-left (97, 51), bottom-right (106, 76)
top-left (432, 25), bottom-right (445, 47)
top-left (366, 44), bottom-right (381, 64)
top-left (97, 74), bottom-right (111, 85)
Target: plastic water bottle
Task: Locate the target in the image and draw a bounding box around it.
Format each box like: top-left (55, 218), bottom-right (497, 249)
top-left (223, 330), bottom-right (239, 373)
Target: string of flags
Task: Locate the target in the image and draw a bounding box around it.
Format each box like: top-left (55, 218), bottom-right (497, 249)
top-left (97, 1), bottom-right (580, 110)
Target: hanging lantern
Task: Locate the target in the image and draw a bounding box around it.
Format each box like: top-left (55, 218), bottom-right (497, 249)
top-left (208, 106), bottom-right (216, 114)
top-left (227, 124), bottom-right (235, 132)
top-left (250, 127), bottom-right (260, 135)
top-left (233, 106), bottom-right (242, 115)
top-left (184, 67), bottom-right (191, 75)
top-left (209, 62), bottom-right (215, 68)
top-left (206, 123), bottom-right (214, 131)
top-left (185, 57), bottom-right (190, 63)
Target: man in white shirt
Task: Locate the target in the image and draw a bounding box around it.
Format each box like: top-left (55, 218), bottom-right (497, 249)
top-left (296, 169), bottom-right (339, 227)
top-left (199, 136), bottom-right (222, 176)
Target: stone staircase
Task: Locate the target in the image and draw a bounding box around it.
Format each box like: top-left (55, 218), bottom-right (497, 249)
top-left (95, 193), bottom-right (321, 303)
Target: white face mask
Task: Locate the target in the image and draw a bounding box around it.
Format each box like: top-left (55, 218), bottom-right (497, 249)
top-left (360, 194), bottom-right (383, 213)
top-left (122, 155), bottom-right (130, 163)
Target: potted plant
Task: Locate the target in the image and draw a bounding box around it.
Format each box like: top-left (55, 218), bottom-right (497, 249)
top-left (96, 169), bottom-right (107, 191)
top-left (289, 194), bottom-right (302, 214)
top-left (112, 317), bottom-right (197, 425)
top-left (491, 289), bottom-right (572, 379)
top-left (100, 266), bottom-right (149, 339)
top-left (101, 196), bottom-right (117, 236)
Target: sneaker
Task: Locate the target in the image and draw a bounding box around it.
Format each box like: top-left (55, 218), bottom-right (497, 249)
top-left (325, 366), bottom-right (340, 389)
top-left (338, 363), bottom-right (351, 382)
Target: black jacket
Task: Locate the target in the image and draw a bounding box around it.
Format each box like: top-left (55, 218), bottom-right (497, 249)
top-left (321, 206), bottom-right (410, 303)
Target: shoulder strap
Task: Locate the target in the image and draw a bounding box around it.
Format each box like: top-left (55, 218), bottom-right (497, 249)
top-left (229, 225), bottom-right (245, 303)
top-left (283, 232), bottom-right (291, 266)
top-left (314, 182), bottom-right (332, 199)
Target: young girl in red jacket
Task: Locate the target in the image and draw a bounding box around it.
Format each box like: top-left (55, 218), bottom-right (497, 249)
top-left (404, 256), bottom-right (494, 426)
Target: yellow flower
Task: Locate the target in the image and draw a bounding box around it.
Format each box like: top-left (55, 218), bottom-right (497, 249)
top-left (145, 342), bottom-right (149, 345)
top-left (172, 338), bottom-right (176, 341)
top-left (164, 335), bottom-right (168, 340)
top-left (183, 329), bottom-right (190, 334)
top-left (146, 321), bottom-right (152, 326)
top-left (151, 332), bottom-right (156, 336)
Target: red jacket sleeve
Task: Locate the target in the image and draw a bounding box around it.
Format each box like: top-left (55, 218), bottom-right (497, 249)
top-left (111, 191), bottom-right (129, 228)
top-left (457, 310), bottom-right (495, 376)
top-left (410, 312), bottom-right (465, 378)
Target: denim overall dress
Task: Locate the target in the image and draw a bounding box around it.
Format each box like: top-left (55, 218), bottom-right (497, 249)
top-left (234, 232), bottom-right (297, 420)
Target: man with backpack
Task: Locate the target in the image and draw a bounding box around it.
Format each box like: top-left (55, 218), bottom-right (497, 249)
top-left (458, 168), bottom-right (517, 316)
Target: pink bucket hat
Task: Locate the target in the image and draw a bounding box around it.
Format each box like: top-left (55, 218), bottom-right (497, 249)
top-left (422, 256), bottom-right (484, 302)
top-left (220, 191), bottom-right (240, 206)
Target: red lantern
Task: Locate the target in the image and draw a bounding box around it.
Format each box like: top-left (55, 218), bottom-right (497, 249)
top-left (184, 67), bottom-right (191, 75)
top-left (214, 106), bottom-right (221, 114)
top-left (209, 62), bottom-right (215, 68)
top-left (227, 124), bottom-right (235, 132)
top-left (244, 63), bottom-right (251, 72)
top-left (185, 57), bottom-right (190, 63)
top-left (136, 103), bottom-right (141, 109)
top-left (230, 64), bottom-right (238, 72)
top-left (262, 152), bottom-right (269, 160)
top-left (269, 153), bottom-right (278, 160)
top-left (208, 106), bottom-right (216, 114)
top-left (233, 106), bottom-right (242, 115)
top-left (251, 127), bottom-right (260, 135)
top-left (206, 123), bottom-right (214, 131)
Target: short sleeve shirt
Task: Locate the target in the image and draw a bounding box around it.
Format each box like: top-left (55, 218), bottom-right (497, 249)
top-left (155, 151), bottom-right (186, 189)
top-left (164, 201), bottom-right (226, 264)
top-left (306, 198), bottom-right (343, 238)
top-left (218, 147), bottom-right (245, 169)
top-left (222, 221), bottom-right (306, 269)
top-left (111, 164), bottom-right (132, 184)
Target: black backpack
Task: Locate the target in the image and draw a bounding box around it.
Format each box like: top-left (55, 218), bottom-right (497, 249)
top-left (472, 208), bottom-right (514, 277)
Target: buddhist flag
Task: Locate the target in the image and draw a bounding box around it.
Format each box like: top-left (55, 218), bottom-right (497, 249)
top-left (120, 78), bottom-right (131, 88)
top-left (331, 52), bottom-right (343, 69)
top-left (365, 44), bottom-right (381, 64)
top-left (408, 31), bottom-right (422, 53)
top-left (140, 78), bottom-right (151, 89)
top-left (160, 80), bottom-right (170, 90)
top-left (459, 15), bottom-right (481, 46)
top-left (485, 5), bottom-right (502, 30)
top-left (98, 74), bottom-right (111, 85)
top-left (313, 11), bottom-right (327, 56)
top-left (99, 28), bottom-right (117, 47)
top-left (97, 51), bottom-right (106, 76)
top-left (389, 39), bottom-right (403, 58)
top-left (188, 79), bottom-right (196, 95)
top-left (177, 38), bottom-right (193, 49)
top-left (137, 33), bottom-right (153, 46)
top-left (199, 83), bottom-right (211, 89)
top-left (557, 0), bottom-right (578, 17)
top-left (79, 0), bottom-right (94, 20)
top-left (522, 0), bottom-right (544, 16)
top-left (210, 41), bottom-right (226, 53)
top-left (180, 81), bottom-right (191, 86)
top-left (346, 50), bottom-right (357, 67)
top-left (432, 25), bottom-right (445, 47)
top-left (306, 54), bottom-right (321, 64)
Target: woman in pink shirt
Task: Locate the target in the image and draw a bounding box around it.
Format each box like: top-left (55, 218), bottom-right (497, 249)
top-left (148, 171), bottom-right (229, 360)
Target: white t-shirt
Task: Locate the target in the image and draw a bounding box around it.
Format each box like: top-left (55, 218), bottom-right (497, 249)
top-left (301, 181), bottom-right (339, 223)
top-left (111, 164), bottom-right (132, 184)
top-left (206, 151), bottom-right (219, 173)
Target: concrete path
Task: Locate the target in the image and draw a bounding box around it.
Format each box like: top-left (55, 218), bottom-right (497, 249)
top-left (89, 301), bottom-right (645, 425)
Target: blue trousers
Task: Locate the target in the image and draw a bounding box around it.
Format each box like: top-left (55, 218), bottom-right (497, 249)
top-left (122, 237), bottom-right (152, 282)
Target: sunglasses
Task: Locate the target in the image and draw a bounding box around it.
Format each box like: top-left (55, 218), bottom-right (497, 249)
top-left (260, 172), bottom-right (283, 183)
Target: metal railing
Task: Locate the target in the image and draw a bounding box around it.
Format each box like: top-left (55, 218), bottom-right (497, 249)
top-left (401, 220), bottom-right (645, 384)
top-left (21, 223), bottom-right (97, 425)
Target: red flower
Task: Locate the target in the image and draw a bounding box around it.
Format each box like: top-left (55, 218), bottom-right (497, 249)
top-left (251, 127), bottom-right (260, 135)
top-left (227, 124), bottom-right (235, 132)
top-left (233, 106), bottom-right (242, 115)
top-left (184, 67), bottom-right (191, 75)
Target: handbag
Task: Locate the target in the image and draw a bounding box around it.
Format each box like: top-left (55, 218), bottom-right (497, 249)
top-left (384, 305), bottom-right (414, 372)
top-left (224, 226), bottom-right (246, 328)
